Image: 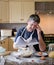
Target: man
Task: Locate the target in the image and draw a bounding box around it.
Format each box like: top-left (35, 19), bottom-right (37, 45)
top-left (13, 14), bottom-right (46, 51)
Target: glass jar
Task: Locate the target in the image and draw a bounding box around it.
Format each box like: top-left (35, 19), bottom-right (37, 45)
top-left (48, 44), bottom-right (54, 65)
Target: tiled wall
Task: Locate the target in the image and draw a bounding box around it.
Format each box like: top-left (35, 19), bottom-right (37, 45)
top-left (0, 23), bottom-right (27, 31)
top-left (39, 14), bottom-right (54, 34)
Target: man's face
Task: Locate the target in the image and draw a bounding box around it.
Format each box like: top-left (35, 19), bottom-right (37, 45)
top-left (27, 20), bottom-right (38, 31)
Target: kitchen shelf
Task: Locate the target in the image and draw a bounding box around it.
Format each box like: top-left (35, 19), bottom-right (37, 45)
top-left (35, 2), bottom-right (54, 14)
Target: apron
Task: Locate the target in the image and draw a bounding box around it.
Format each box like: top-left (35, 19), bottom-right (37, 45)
top-left (14, 27), bottom-right (39, 52)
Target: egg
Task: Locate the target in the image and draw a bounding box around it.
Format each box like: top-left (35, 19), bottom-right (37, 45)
top-left (38, 52), bottom-right (42, 56)
top-left (40, 56), bottom-right (46, 60)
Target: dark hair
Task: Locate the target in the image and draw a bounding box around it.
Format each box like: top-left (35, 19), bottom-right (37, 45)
top-left (28, 14), bottom-right (40, 24)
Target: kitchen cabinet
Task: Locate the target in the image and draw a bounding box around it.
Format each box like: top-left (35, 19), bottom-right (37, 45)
top-left (0, 38), bottom-right (8, 51)
top-left (2, 1), bottom-right (9, 23)
top-left (0, 1), bottom-right (2, 22)
top-left (9, 1), bottom-right (21, 23)
top-left (21, 2), bottom-right (35, 23)
top-left (35, 2), bottom-right (54, 14)
top-left (0, 0), bottom-right (34, 23)
top-left (0, 1), bottom-right (9, 23)
top-left (9, 1), bottom-right (34, 23)
top-left (8, 38), bottom-right (17, 51)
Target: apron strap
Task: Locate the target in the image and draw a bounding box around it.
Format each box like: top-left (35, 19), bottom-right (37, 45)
top-left (21, 27), bottom-right (26, 37)
top-left (31, 31), bottom-right (34, 35)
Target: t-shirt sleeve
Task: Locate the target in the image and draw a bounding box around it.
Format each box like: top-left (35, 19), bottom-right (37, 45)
top-left (14, 27), bottom-right (24, 42)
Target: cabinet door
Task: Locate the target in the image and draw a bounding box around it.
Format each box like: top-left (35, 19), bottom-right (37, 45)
top-left (21, 2), bottom-right (35, 23)
top-left (1, 1), bottom-right (9, 23)
top-left (0, 39), bottom-right (8, 51)
top-left (9, 1), bottom-right (21, 23)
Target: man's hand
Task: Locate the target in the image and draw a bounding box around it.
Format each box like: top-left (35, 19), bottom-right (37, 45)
top-left (36, 25), bottom-right (42, 34)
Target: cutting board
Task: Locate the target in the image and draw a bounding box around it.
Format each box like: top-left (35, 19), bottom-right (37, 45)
top-left (0, 51), bottom-right (11, 56)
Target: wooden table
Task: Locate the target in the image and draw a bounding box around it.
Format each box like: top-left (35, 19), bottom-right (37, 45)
top-left (4, 61), bottom-right (53, 65)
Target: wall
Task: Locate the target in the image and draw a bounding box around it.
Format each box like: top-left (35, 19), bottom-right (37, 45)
top-left (39, 14), bottom-right (54, 34)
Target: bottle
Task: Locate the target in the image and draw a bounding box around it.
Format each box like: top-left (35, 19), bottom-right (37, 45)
top-left (0, 56), bottom-right (5, 65)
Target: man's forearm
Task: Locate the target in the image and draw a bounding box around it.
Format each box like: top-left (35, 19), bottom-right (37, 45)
top-left (38, 33), bottom-right (46, 51)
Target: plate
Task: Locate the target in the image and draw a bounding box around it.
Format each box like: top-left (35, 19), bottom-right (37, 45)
top-left (34, 52), bottom-right (48, 57)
